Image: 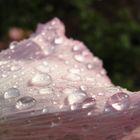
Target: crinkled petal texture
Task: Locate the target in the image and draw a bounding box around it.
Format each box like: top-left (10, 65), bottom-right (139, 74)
top-left (0, 18), bottom-right (140, 140)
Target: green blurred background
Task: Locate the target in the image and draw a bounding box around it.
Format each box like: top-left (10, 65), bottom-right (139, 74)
top-left (0, 0), bottom-right (139, 91)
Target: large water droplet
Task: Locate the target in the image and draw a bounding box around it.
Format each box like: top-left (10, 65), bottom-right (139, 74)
top-left (30, 73), bottom-right (52, 86)
top-left (64, 90), bottom-right (87, 110)
top-left (4, 87), bottom-right (20, 99)
top-left (107, 92), bottom-right (130, 111)
top-left (16, 96), bottom-right (36, 110)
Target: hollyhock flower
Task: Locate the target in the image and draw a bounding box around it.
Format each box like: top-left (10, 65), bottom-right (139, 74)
top-left (0, 18), bottom-right (140, 140)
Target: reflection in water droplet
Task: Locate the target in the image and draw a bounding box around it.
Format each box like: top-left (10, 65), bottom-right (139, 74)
top-left (4, 87), bottom-right (20, 99)
top-left (30, 73), bottom-right (52, 86)
top-left (16, 96), bottom-right (36, 110)
top-left (107, 92), bottom-right (130, 111)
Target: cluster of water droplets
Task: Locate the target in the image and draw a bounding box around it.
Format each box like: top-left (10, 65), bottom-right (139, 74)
top-left (63, 87), bottom-right (96, 111)
top-left (71, 42), bottom-right (105, 80)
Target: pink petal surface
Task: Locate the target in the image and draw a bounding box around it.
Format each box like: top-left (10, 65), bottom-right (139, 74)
top-left (0, 18), bottom-right (140, 140)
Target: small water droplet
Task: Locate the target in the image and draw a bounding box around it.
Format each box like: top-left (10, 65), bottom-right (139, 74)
top-left (80, 85), bottom-right (87, 91)
top-left (39, 87), bottom-right (53, 95)
top-left (16, 96), bottom-right (36, 110)
top-left (98, 92), bottom-right (104, 96)
top-left (107, 92), bottom-right (130, 111)
top-left (54, 37), bottom-right (63, 44)
top-left (87, 63), bottom-right (94, 70)
top-left (4, 88), bottom-right (20, 99)
top-left (69, 68), bottom-right (80, 74)
top-left (9, 41), bottom-right (18, 49)
top-left (42, 108), bottom-right (48, 113)
top-left (100, 69), bottom-right (106, 75)
top-left (72, 45), bottom-right (82, 52)
top-left (74, 54), bottom-right (85, 62)
top-left (43, 61), bottom-right (48, 66)
top-left (10, 64), bottom-right (21, 71)
top-left (0, 61), bottom-right (8, 66)
top-left (30, 73), bottom-right (52, 86)
top-left (65, 73), bottom-right (81, 81)
top-left (1, 74), bottom-right (8, 78)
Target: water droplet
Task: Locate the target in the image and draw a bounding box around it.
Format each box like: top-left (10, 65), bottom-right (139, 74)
top-left (1, 74), bottom-right (8, 78)
top-left (16, 96), bottom-right (36, 110)
top-left (98, 92), bottom-right (104, 96)
top-left (4, 88), bottom-right (20, 99)
top-left (72, 45), bottom-right (82, 52)
top-left (0, 61), bottom-right (8, 66)
top-left (107, 92), bottom-right (130, 111)
top-left (74, 54), bottom-right (85, 62)
top-left (42, 108), bottom-right (48, 113)
top-left (39, 87), bottom-right (53, 95)
top-left (87, 63), bottom-right (94, 70)
top-left (65, 73), bottom-right (81, 81)
top-left (30, 73), bottom-right (52, 86)
top-left (9, 41), bottom-right (18, 49)
top-left (43, 61), bottom-right (48, 66)
top-left (64, 90), bottom-right (87, 110)
top-left (69, 68), bottom-right (80, 74)
top-left (62, 87), bottom-right (77, 95)
top-left (80, 85), bottom-right (87, 91)
top-left (82, 97), bottom-right (96, 109)
top-left (10, 64), bottom-right (21, 71)
top-left (54, 37), bottom-right (63, 44)
top-left (100, 69), bottom-right (106, 75)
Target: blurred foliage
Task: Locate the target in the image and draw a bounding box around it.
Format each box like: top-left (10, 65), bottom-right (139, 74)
top-left (0, 0), bottom-right (139, 90)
